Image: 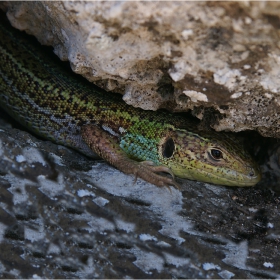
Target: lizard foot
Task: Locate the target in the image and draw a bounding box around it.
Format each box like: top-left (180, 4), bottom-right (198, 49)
top-left (133, 161), bottom-right (180, 189)
top-left (81, 124), bottom-right (179, 189)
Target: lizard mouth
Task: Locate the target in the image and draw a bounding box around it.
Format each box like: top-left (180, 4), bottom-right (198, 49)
top-left (171, 163), bottom-right (261, 187)
top-left (198, 168), bottom-right (261, 187)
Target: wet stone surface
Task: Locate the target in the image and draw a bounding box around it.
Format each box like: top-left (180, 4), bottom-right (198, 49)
top-left (0, 113), bottom-right (280, 279)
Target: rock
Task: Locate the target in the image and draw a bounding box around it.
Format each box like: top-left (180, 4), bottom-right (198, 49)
top-left (0, 1), bottom-right (280, 137)
top-left (1, 3), bottom-right (280, 278)
top-left (0, 112), bottom-right (280, 278)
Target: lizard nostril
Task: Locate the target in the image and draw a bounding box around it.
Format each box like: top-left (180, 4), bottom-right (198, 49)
top-left (249, 169), bottom-right (255, 177)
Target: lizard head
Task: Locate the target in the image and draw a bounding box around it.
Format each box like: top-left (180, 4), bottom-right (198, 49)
top-left (158, 129), bottom-right (261, 187)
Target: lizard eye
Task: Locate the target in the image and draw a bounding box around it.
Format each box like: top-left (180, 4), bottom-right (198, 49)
top-left (162, 138), bottom-right (175, 158)
top-left (210, 149), bottom-right (223, 160)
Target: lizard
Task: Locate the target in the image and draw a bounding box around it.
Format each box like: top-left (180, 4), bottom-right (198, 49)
top-left (0, 18), bottom-right (261, 188)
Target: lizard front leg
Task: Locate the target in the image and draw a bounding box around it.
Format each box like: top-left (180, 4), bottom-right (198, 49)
top-left (81, 125), bottom-right (179, 188)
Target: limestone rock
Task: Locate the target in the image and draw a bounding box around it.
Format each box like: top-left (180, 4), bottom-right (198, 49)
top-left (1, 3), bottom-right (280, 277)
top-left (1, 1), bottom-right (280, 137)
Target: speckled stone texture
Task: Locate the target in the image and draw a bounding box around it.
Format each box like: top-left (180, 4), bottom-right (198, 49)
top-left (0, 1), bottom-right (280, 138)
top-left (1, 2), bottom-right (280, 278)
top-left (0, 112), bottom-right (280, 278)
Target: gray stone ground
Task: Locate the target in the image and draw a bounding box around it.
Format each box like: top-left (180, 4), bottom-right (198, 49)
top-left (0, 112), bottom-right (280, 279)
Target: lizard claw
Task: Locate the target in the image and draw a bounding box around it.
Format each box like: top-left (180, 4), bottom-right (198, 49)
top-left (135, 161), bottom-right (180, 189)
top-left (140, 161), bottom-right (176, 179)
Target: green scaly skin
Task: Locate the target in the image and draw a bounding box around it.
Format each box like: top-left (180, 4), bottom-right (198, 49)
top-left (0, 19), bottom-right (261, 187)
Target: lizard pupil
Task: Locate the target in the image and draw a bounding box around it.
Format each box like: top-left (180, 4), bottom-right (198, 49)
top-left (210, 149), bottom-right (223, 160)
top-left (162, 138), bottom-right (175, 158)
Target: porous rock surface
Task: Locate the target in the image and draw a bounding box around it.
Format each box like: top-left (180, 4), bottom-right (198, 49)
top-left (1, 2), bottom-right (280, 278)
top-left (0, 112), bottom-right (280, 279)
top-left (1, 1), bottom-right (280, 138)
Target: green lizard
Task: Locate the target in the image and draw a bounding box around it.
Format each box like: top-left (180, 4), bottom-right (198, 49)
top-left (0, 19), bottom-right (261, 188)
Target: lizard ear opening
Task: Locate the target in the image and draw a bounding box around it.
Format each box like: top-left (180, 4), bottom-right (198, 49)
top-left (162, 137), bottom-right (175, 158)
